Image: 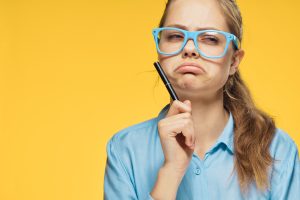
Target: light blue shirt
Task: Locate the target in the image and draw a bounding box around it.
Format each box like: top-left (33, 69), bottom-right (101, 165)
top-left (104, 104), bottom-right (300, 200)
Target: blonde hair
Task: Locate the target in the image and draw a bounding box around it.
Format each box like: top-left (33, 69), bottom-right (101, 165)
top-left (158, 0), bottom-right (276, 193)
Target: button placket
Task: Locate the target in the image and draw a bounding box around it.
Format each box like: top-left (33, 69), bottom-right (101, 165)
top-left (192, 156), bottom-right (203, 176)
top-left (194, 167), bottom-right (201, 175)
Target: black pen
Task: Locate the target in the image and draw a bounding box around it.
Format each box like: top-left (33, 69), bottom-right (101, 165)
top-left (153, 61), bottom-right (179, 101)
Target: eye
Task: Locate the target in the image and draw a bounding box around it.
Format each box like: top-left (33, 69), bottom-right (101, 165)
top-left (197, 33), bottom-right (221, 45)
top-left (203, 36), bottom-right (218, 43)
top-left (167, 34), bottom-right (184, 40)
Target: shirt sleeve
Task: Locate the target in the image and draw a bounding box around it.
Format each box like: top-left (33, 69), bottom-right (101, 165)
top-left (270, 141), bottom-right (300, 199)
top-left (104, 137), bottom-right (154, 200)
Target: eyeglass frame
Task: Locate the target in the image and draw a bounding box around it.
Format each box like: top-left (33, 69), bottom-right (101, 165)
top-left (152, 27), bottom-right (240, 59)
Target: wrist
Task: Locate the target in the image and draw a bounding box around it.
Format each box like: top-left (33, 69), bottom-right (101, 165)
top-left (150, 164), bottom-right (186, 200)
top-left (162, 162), bottom-right (189, 176)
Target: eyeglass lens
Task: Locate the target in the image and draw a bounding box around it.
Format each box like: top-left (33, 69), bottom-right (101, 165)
top-left (158, 29), bottom-right (228, 57)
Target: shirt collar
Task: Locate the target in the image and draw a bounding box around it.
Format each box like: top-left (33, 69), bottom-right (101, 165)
top-left (212, 111), bottom-right (234, 154)
top-left (157, 103), bottom-right (234, 154)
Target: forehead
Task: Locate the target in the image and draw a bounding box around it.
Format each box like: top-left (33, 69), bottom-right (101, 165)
top-left (164, 0), bottom-right (229, 32)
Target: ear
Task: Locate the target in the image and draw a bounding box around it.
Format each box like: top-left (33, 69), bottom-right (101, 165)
top-left (229, 49), bottom-right (245, 75)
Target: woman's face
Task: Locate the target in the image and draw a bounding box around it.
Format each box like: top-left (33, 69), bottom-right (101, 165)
top-left (158, 0), bottom-right (244, 101)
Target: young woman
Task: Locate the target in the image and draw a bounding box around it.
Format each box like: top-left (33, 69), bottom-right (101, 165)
top-left (104, 0), bottom-right (300, 199)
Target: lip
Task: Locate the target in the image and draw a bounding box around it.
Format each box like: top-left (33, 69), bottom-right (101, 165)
top-left (175, 62), bottom-right (206, 74)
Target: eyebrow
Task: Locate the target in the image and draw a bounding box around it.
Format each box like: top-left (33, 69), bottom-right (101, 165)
top-left (164, 24), bottom-right (221, 31)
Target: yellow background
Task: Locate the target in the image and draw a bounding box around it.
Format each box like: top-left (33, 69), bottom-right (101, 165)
top-left (0, 0), bottom-right (299, 199)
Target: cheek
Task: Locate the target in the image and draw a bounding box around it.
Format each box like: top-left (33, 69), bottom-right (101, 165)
top-left (158, 54), bottom-right (178, 73)
top-left (214, 53), bottom-right (232, 75)
top-left (218, 64), bottom-right (231, 87)
top-left (206, 54), bottom-right (231, 74)
top-left (206, 58), bottom-right (232, 87)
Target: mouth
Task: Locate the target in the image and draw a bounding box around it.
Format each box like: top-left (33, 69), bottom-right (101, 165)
top-left (175, 62), bottom-right (206, 75)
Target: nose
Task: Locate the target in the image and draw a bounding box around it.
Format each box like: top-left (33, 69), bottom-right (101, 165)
top-left (182, 39), bottom-right (200, 58)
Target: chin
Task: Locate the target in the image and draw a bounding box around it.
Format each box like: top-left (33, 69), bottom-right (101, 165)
top-left (177, 75), bottom-right (201, 88)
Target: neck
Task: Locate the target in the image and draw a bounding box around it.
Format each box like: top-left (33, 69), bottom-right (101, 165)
top-left (169, 91), bottom-right (229, 150)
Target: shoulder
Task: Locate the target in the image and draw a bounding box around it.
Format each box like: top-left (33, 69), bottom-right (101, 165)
top-left (106, 104), bottom-right (169, 162)
top-left (270, 128), bottom-right (299, 163)
top-left (106, 117), bottom-right (159, 154)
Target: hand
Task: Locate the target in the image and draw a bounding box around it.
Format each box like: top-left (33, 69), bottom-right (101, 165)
top-left (157, 99), bottom-right (195, 174)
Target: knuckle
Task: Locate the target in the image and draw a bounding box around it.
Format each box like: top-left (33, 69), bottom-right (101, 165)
top-left (157, 120), bottom-right (162, 126)
top-left (183, 119), bottom-right (190, 129)
top-left (184, 112), bottom-right (191, 118)
top-left (157, 120), bottom-right (165, 128)
top-left (186, 104), bottom-right (192, 111)
top-left (173, 100), bottom-right (180, 108)
top-left (184, 117), bottom-right (192, 124)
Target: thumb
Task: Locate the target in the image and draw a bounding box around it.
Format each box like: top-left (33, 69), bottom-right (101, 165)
top-left (183, 100), bottom-right (191, 109)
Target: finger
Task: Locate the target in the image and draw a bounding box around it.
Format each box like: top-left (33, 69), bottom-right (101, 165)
top-left (158, 112), bottom-right (192, 135)
top-left (166, 100), bottom-right (192, 117)
top-left (161, 118), bottom-right (195, 148)
top-left (180, 119), bottom-right (195, 148)
top-left (183, 99), bottom-right (191, 107)
top-left (162, 112), bottom-right (192, 122)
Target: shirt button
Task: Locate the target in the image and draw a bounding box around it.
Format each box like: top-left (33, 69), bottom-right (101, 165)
top-left (194, 167), bottom-right (201, 175)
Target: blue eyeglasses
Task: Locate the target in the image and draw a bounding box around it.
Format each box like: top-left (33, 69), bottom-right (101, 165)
top-left (152, 27), bottom-right (240, 59)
